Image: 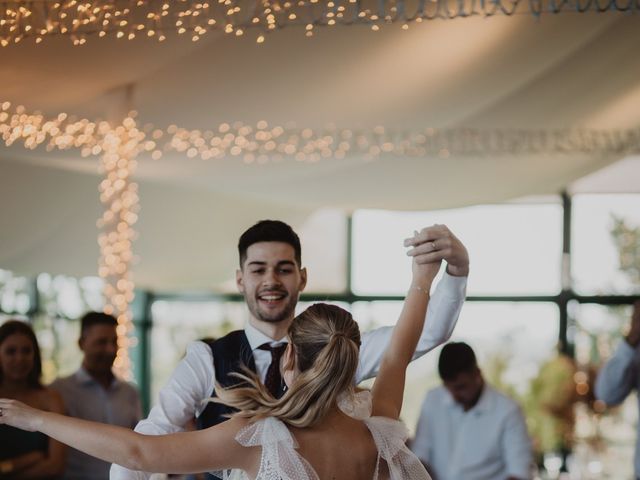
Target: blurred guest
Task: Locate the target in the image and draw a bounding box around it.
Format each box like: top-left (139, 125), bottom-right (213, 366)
top-left (595, 301), bottom-right (640, 479)
top-left (51, 312), bottom-right (141, 480)
top-left (0, 320), bottom-right (66, 478)
top-left (411, 342), bottom-right (532, 480)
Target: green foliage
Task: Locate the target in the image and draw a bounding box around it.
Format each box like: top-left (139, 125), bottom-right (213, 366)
top-left (485, 351), bottom-right (577, 455)
top-left (610, 215), bottom-right (640, 285)
top-left (523, 355), bottom-right (577, 453)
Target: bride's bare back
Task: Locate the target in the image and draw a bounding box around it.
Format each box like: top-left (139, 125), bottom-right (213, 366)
top-left (291, 410), bottom-right (379, 480)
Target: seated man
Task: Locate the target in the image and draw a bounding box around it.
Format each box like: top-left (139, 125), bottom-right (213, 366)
top-left (411, 342), bottom-right (532, 480)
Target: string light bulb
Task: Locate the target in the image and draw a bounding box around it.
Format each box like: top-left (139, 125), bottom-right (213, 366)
top-left (0, 0), bottom-right (631, 47)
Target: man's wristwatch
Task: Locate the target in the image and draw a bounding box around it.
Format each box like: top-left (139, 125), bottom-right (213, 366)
top-left (0, 460), bottom-right (14, 474)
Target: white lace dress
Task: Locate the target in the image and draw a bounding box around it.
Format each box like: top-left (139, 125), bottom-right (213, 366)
top-left (221, 391), bottom-right (432, 480)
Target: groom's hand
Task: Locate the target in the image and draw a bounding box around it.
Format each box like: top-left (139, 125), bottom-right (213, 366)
top-left (404, 224), bottom-right (469, 277)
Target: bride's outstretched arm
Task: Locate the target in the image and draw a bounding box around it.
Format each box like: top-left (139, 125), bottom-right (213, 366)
top-left (371, 232), bottom-right (442, 420)
top-left (0, 399), bottom-right (253, 474)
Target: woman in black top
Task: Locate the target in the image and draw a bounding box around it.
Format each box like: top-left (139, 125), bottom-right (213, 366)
top-left (0, 320), bottom-right (65, 478)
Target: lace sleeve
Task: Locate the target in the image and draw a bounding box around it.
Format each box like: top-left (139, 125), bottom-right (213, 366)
top-left (365, 416), bottom-right (432, 480)
top-left (226, 417), bottom-right (318, 480)
top-left (338, 389), bottom-right (373, 420)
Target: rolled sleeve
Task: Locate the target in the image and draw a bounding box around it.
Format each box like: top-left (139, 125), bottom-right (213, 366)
top-left (414, 272), bottom-right (466, 356)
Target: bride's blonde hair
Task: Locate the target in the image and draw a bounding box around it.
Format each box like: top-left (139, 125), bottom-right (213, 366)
top-left (214, 303), bottom-right (361, 428)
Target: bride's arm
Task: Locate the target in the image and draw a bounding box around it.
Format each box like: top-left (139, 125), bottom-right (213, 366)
top-left (0, 399), bottom-right (254, 474)
top-left (371, 234), bottom-right (442, 420)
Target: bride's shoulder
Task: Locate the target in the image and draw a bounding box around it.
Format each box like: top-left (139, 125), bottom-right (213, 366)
top-left (338, 389), bottom-right (373, 419)
top-left (232, 415), bottom-right (296, 448)
top-left (364, 415), bottom-right (411, 449)
top-left (364, 416), bottom-right (433, 480)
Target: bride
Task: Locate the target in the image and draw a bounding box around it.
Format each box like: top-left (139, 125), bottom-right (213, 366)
top-left (0, 240), bottom-right (439, 480)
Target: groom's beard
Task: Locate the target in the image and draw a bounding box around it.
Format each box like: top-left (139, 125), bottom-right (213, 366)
top-left (245, 290), bottom-right (297, 324)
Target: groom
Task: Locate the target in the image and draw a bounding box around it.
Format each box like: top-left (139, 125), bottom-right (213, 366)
top-left (111, 219), bottom-right (469, 479)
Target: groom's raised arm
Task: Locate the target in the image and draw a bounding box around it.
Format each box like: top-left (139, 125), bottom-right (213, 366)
top-left (355, 225), bottom-right (468, 383)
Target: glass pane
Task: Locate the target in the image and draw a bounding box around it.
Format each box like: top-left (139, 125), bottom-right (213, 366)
top-left (297, 209), bottom-right (348, 293)
top-left (352, 301), bottom-right (559, 439)
top-left (572, 194), bottom-right (640, 295)
top-left (0, 313), bottom-right (23, 323)
top-left (352, 203), bottom-right (563, 296)
top-left (27, 272), bottom-right (106, 384)
top-left (32, 314), bottom-right (83, 382)
top-left (36, 273), bottom-right (104, 319)
top-left (0, 269), bottom-right (33, 314)
top-left (571, 303), bottom-right (635, 479)
top-left (0, 270), bottom-right (106, 385)
top-left (149, 300), bottom-right (246, 402)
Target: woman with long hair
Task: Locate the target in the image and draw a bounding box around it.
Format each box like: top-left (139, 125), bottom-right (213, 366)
top-left (0, 320), bottom-right (66, 478)
top-left (0, 242), bottom-right (440, 480)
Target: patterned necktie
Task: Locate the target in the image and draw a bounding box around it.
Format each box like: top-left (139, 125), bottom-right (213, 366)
top-left (258, 343), bottom-right (287, 398)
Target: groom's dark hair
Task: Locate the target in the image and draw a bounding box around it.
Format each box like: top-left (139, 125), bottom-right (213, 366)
top-left (238, 220), bottom-right (302, 267)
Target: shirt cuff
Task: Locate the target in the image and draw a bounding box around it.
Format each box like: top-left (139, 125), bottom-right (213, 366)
top-left (439, 271), bottom-right (468, 297)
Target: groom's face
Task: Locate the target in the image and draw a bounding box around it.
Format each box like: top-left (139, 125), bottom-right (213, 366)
top-left (237, 241), bottom-right (307, 325)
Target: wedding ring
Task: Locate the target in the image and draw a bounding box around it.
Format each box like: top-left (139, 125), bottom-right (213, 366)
top-left (430, 241), bottom-right (437, 250)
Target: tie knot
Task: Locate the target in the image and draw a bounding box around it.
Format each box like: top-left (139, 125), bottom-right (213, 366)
top-left (258, 342), bottom-right (287, 358)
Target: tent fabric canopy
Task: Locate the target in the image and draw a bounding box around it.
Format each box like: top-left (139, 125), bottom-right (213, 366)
top-left (1, 13), bottom-right (639, 290)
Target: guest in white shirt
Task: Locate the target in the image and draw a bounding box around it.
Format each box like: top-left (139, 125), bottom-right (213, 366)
top-left (111, 219), bottom-right (470, 480)
top-left (595, 301), bottom-right (640, 479)
top-left (411, 342), bottom-right (532, 480)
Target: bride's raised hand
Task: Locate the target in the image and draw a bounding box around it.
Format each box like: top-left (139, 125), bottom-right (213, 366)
top-left (407, 230), bottom-right (442, 291)
top-left (405, 224), bottom-right (469, 278)
top-left (0, 398), bottom-right (44, 432)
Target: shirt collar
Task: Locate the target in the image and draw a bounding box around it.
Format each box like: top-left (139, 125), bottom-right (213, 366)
top-left (472, 385), bottom-right (494, 414)
top-left (75, 367), bottom-right (120, 389)
top-left (244, 321), bottom-right (288, 351)
top-left (442, 390), bottom-right (456, 408)
top-left (442, 384), bottom-right (494, 415)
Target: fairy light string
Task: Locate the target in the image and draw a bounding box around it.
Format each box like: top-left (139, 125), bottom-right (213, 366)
top-left (0, 0), bottom-right (636, 47)
top-left (3, 100), bottom-right (640, 376)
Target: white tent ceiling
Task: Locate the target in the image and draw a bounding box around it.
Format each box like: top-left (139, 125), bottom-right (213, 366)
top-left (1, 12), bottom-right (639, 290)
